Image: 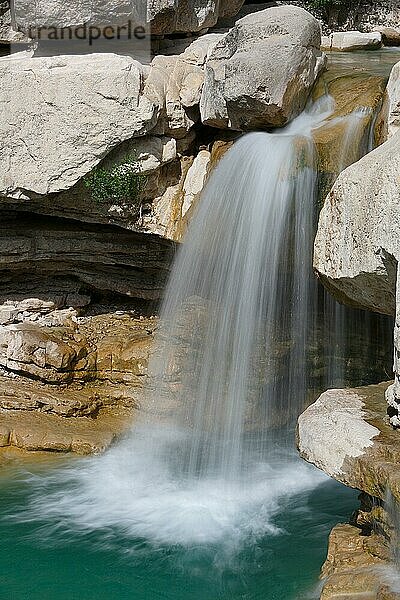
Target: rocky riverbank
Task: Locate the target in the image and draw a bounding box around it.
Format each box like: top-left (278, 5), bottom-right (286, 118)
top-left (0, 302), bottom-right (157, 453)
top-left (298, 383), bottom-right (400, 599)
top-left (296, 42), bottom-right (400, 598)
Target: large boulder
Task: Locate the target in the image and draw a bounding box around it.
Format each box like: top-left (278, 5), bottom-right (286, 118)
top-left (314, 131), bottom-right (400, 422)
top-left (321, 31), bottom-right (382, 52)
top-left (200, 5), bottom-right (325, 130)
top-left (387, 60), bottom-right (400, 138)
top-left (12, 0), bottom-right (245, 36)
top-left (0, 51), bottom-right (157, 199)
top-left (314, 131), bottom-right (400, 317)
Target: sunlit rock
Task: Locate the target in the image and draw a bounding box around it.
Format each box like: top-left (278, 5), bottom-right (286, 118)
top-left (321, 31), bottom-right (382, 51)
top-left (0, 51), bottom-right (158, 199)
top-left (200, 5), bottom-right (325, 130)
top-left (12, 0), bottom-right (245, 36)
top-left (144, 34), bottom-right (222, 139)
top-left (387, 61), bottom-right (400, 138)
top-left (314, 132), bottom-right (400, 316)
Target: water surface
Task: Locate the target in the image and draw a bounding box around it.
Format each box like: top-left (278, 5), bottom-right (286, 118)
top-left (0, 460), bottom-right (357, 600)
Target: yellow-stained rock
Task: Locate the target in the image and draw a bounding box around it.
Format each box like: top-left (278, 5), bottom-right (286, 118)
top-left (1, 406), bottom-right (133, 455)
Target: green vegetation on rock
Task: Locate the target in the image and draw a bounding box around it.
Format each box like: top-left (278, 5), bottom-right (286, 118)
top-left (84, 153), bottom-right (147, 209)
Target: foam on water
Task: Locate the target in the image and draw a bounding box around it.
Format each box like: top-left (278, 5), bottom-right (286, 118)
top-left (19, 436), bottom-right (326, 547)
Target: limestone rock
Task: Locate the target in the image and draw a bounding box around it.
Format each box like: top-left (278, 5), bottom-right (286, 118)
top-left (387, 61), bottom-right (400, 138)
top-left (321, 31), bottom-right (382, 51)
top-left (0, 322), bottom-right (95, 384)
top-left (181, 149), bottom-right (211, 217)
top-left (0, 298), bottom-right (77, 326)
top-left (149, 0), bottom-right (245, 34)
top-left (0, 2), bottom-right (28, 44)
top-left (0, 312), bottom-right (156, 453)
top-left (144, 35), bottom-right (222, 139)
top-left (143, 155), bottom-right (194, 240)
top-left (0, 297), bottom-right (153, 456)
top-left (311, 71), bottom-right (387, 194)
top-left (0, 51), bottom-right (158, 199)
top-left (200, 5), bottom-right (324, 131)
top-left (297, 381), bottom-right (400, 502)
top-left (96, 331), bottom-right (153, 385)
top-left (297, 388), bottom-right (380, 479)
top-left (320, 523), bottom-right (390, 600)
top-left (12, 0), bottom-right (244, 36)
top-left (314, 131), bottom-right (400, 316)
top-left (103, 135), bottom-right (177, 174)
top-left (0, 211), bottom-right (175, 301)
top-left (0, 407), bottom-right (131, 454)
top-left (142, 55), bottom-right (200, 138)
top-left (0, 376), bottom-right (101, 417)
top-left (314, 130), bottom-right (400, 419)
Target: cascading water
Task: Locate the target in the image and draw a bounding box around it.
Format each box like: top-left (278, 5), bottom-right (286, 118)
top-left (16, 97), bottom-right (337, 547)
top-left (144, 106), bottom-right (326, 482)
top-left (3, 50), bottom-right (400, 600)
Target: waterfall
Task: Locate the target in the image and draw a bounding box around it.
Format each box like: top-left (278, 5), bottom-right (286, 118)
top-left (19, 95), bottom-right (392, 548)
top-left (140, 97), bottom-right (338, 482)
top-left (18, 97), bottom-right (337, 546)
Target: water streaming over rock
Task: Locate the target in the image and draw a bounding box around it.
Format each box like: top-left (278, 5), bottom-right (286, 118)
top-left (377, 491), bottom-right (400, 593)
top-left (11, 96), bottom-right (391, 547)
top-left (319, 105), bottom-right (392, 389)
top-left (143, 105), bottom-right (328, 481)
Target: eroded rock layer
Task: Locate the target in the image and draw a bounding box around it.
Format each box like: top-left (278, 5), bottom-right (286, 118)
top-left (0, 307), bottom-right (157, 454)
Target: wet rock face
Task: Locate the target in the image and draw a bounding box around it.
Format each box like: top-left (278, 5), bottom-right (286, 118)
top-left (311, 69), bottom-right (387, 197)
top-left (200, 5), bottom-right (324, 130)
top-left (321, 525), bottom-right (388, 599)
top-left (313, 88), bottom-right (400, 420)
top-left (320, 520), bottom-right (395, 600)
